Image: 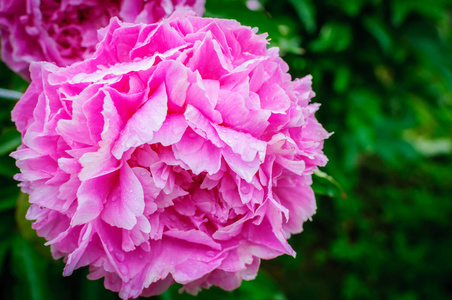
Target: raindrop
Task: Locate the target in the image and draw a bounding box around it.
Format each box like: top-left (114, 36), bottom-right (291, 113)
top-left (106, 242), bottom-right (114, 252)
top-left (233, 134), bottom-right (239, 140)
top-left (120, 265), bottom-right (128, 274)
top-left (240, 185), bottom-right (250, 194)
top-left (169, 129), bottom-right (178, 138)
top-left (115, 251), bottom-right (125, 262)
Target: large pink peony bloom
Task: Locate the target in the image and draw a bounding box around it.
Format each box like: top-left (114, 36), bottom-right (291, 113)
top-left (12, 11), bottom-right (329, 300)
top-left (0, 0), bottom-right (205, 79)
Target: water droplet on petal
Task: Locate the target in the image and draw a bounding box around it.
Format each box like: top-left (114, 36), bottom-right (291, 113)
top-left (106, 243), bottom-right (114, 252)
top-left (240, 185), bottom-right (250, 194)
top-left (233, 134), bottom-right (239, 140)
top-left (120, 265), bottom-right (128, 274)
top-left (115, 251), bottom-right (125, 262)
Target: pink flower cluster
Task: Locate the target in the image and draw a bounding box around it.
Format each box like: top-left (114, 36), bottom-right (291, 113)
top-left (12, 11), bottom-right (329, 300)
top-left (0, 0), bottom-right (205, 79)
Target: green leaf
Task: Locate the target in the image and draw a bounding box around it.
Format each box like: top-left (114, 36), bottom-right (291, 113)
top-left (238, 271), bottom-right (288, 300)
top-left (12, 234), bottom-right (51, 300)
top-left (15, 192), bottom-right (52, 259)
top-left (79, 268), bottom-right (118, 300)
top-left (0, 127), bottom-right (21, 156)
top-left (205, 0), bottom-right (302, 55)
top-left (309, 22), bottom-right (352, 52)
top-left (333, 66), bottom-right (351, 93)
top-left (328, 0), bottom-right (368, 17)
top-left (363, 17), bottom-right (392, 54)
top-left (0, 155), bottom-right (19, 178)
top-left (288, 0), bottom-right (316, 33)
top-left (312, 169), bottom-right (347, 198)
top-left (161, 270), bottom-right (286, 300)
top-left (0, 88), bottom-right (23, 101)
top-left (0, 237), bottom-right (12, 272)
top-left (391, 0), bottom-right (449, 26)
top-left (403, 131), bottom-right (452, 157)
top-left (0, 184), bottom-right (19, 212)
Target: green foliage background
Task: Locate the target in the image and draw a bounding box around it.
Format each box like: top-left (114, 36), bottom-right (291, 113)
top-left (1, 0), bottom-right (451, 299)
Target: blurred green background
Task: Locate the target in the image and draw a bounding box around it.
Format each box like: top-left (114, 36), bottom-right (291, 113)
top-left (1, 0), bottom-right (451, 299)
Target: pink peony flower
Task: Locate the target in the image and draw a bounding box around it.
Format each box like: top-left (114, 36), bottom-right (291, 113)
top-left (0, 0), bottom-right (205, 79)
top-left (11, 11), bottom-right (329, 300)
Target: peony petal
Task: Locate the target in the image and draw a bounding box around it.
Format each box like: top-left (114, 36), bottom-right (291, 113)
top-left (72, 174), bottom-right (113, 226)
top-left (173, 130), bottom-right (222, 175)
top-left (151, 114), bottom-right (188, 146)
top-left (101, 163), bottom-right (145, 230)
top-left (112, 83), bottom-right (168, 159)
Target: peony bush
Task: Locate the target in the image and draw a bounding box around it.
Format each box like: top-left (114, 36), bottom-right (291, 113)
top-left (11, 10), bottom-right (329, 300)
top-left (0, 0), bottom-right (205, 79)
